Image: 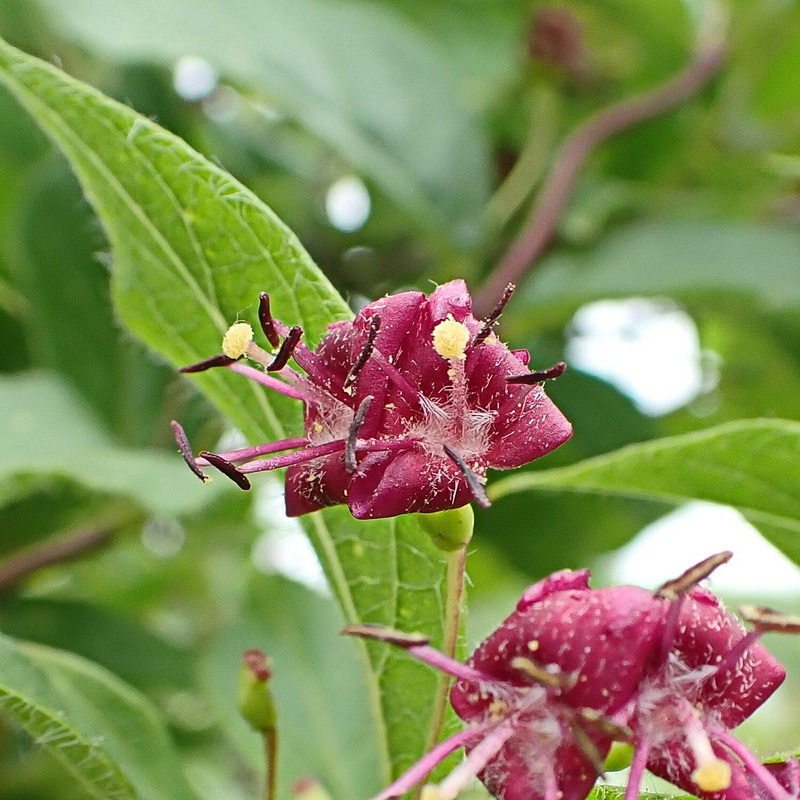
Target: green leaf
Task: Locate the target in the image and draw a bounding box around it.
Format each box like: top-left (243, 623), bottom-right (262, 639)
top-left (201, 575), bottom-right (382, 800)
top-left (0, 633), bottom-right (199, 800)
top-left (490, 419), bottom-right (800, 566)
top-left (8, 160), bottom-right (175, 446)
top-left (0, 598), bottom-right (191, 694)
top-left (35, 0), bottom-right (490, 242)
top-left (0, 371), bottom-right (228, 517)
top-left (0, 37), bottom-right (452, 781)
top-left (518, 221), bottom-right (800, 330)
top-left (588, 788), bottom-right (693, 800)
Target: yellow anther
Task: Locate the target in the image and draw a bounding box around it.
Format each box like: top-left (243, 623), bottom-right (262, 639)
top-left (420, 786), bottom-right (443, 800)
top-left (488, 700), bottom-right (508, 720)
top-left (222, 323), bottom-right (254, 359)
top-left (692, 758), bottom-right (731, 792)
top-left (432, 317), bottom-right (469, 360)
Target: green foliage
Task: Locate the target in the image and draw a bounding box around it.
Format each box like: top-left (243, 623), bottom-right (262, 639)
top-left (33, 0), bottom-right (490, 244)
top-left (0, 33), bottom-right (453, 790)
top-left (491, 419), bottom-right (800, 565)
top-left (0, 633), bottom-right (200, 800)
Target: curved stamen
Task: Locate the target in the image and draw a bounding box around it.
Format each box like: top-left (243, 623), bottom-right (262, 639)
top-left (702, 629), bottom-right (762, 689)
top-left (715, 729), bottom-right (796, 800)
top-left (171, 420), bottom-right (210, 482)
top-left (624, 733), bottom-right (652, 800)
top-left (370, 724), bottom-right (492, 800)
top-left (227, 362), bottom-right (309, 401)
top-left (195, 437), bottom-right (309, 466)
top-left (433, 719), bottom-right (516, 800)
top-left (343, 623), bottom-right (498, 683)
top-left (200, 451), bottom-right (252, 489)
top-left (655, 552), bottom-right (733, 665)
top-left (180, 354), bottom-right (237, 373)
top-left (237, 439), bottom-right (347, 473)
top-left (442, 444), bottom-right (490, 509)
top-left (507, 362), bottom-right (567, 385)
top-left (356, 438), bottom-right (424, 453)
top-left (267, 326), bottom-right (302, 371)
top-left (474, 283), bottom-right (515, 347)
top-left (258, 292), bottom-right (282, 347)
top-left (344, 314), bottom-right (381, 394)
top-left (346, 396), bottom-right (373, 472)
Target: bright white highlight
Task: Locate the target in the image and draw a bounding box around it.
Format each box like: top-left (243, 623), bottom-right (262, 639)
top-left (325, 176), bottom-right (371, 232)
top-left (606, 502), bottom-right (800, 596)
top-left (251, 478), bottom-right (328, 594)
top-left (141, 517), bottom-right (185, 558)
top-left (173, 56), bottom-right (218, 101)
top-left (567, 298), bottom-right (710, 416)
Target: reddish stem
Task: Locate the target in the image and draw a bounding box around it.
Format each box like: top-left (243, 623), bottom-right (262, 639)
top-left (474, 34), bottom-right (727, 316)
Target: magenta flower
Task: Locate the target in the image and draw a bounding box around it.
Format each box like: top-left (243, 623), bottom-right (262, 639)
top-left (343, 568), bottom-right (658, 800)
top-left (617, 553), bottom-right (788, 800)
top-left (172, 280), bottom-right (571, 519)
top-left (345, 555), bottom-right (792, 800)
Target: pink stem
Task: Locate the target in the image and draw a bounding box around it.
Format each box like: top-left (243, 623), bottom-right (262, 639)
top-left (704, 629), bottom-right (762, 688)
top-left (238, 439), bottom-right (346, 473)
top-left (368, 349), bottom-right (423, 406)
top-left (406, 644), bottom-right (499, 685)
top-left (227, 362), bottom-right (308, 400)
top-left (196, 437), bottom-right (309, 466)
top-left (625, 735), bottom-right (651, 800)
top-left (284, 343), bottom-right (355, 407)
top-left (371, 724), bottom-right (492, 800)
top-left (356, 438), bottom-right (424, 453)
top-left (715, 730), bottom-right (795, 800)
top-left (436, 720), bottom-right (516, 800)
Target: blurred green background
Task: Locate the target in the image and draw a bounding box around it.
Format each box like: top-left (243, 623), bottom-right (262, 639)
top-left (2, 0), bottom-right (800, 797)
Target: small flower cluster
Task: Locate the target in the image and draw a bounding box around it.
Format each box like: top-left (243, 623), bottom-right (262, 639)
top-left (347, 553), bottom-right (799, 800)
top-left (173, 280), bottom-right (571, 519)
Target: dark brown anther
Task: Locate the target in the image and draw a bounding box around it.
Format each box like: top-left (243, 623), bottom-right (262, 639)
top-left (341, 623), bottom-right (430, 649)
top-left (740, 605), bottom-right (800, 634)
top-left (656, 551), bottom-right (733, 599)
top-left (507, 361), bottom-right (567, 385)
top-left (442, 444), bottom-right (491, 508)
top-left (344, 314), bottom-right (381, 393)
top-left (170, 420), bottom-right (208, 482)
top-left (258, 292), bottom-right (281, 348)
top-left (345, 395), bottom-right (373, 472)
top-left (179, 354), bottom-right (237, 373)
top-left (200, 451), bottom-right (252, 490)
top-left (267, 326), bottom-right (302, 371)
top-left (474, 283), bottom-right (515, 346)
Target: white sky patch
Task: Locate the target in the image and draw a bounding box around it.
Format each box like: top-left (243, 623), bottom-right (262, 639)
top-left (141, 517), bottom-right (186, 559)
top-left (173, 55), bottom-right (218, 101)
top-left (251, 477), bottom-right (328, 594)
top-left (604, 502), bottom-right (800, 597)
top-left (325, 176), bottom-right (371, 232)
top-left (567, 298), bottom-right (712, 416)
top-left (202, 85), bottom-right (241, 122)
